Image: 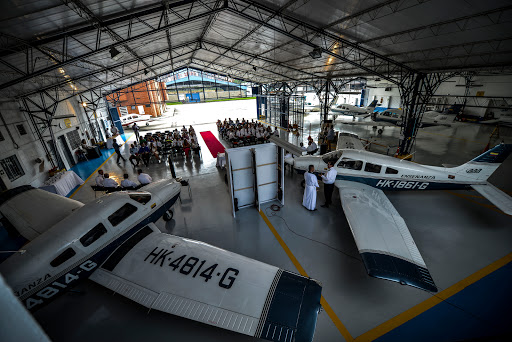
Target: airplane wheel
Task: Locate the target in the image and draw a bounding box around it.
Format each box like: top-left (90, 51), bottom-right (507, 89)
top-left (378, 129), bottom-right (383, 134)
top-left (146, 122), bottom-right (150, 126)
top-left (163, 210), bottom-right (173, 221)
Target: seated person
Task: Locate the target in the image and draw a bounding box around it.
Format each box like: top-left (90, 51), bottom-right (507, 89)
top-left (111, 125), bottom-right (118, 136)
top-left (103, 173), bottom-right (118, 188)
top-left (150, 142), bottom-right (161, 162)
top-left (81, 139), bottom-right (90, 149)
top-left (129, 144), bottom-right (141, 166)
top-left (183, 139), bottom-right (191, 157)
top-left (121, 174), bottom-right (138, 188)
top-left (191, 139), bottom-right (200, 153)
top-left (306, 140), bottom-right (318, 155)
top-left (95, 169), bottom-right (104, 186)
top-left (138, 143), bottom-right (151, 167)
top-left (137, 169), bottom-right (152, 185)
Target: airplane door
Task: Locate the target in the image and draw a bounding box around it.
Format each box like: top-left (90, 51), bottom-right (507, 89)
top-left (227, 149), bottom-right (255, 214)
top-left (254, 145), bottom-right (278, 208)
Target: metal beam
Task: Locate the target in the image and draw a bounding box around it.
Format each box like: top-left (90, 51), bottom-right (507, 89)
top-left (226, 1), bottom-right (416, 84)
top-left (0, 6), bottom-right (221, 91)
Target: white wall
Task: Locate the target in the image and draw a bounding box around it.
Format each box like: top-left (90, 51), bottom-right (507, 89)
top-left (364, 75), bottom-right (512, 114)
top-left (0, 96), bottom-right (111, 189)
top-left (433, 75), bottom-right (512, 116)
top-left (365, 81), bottom-right (400, 108)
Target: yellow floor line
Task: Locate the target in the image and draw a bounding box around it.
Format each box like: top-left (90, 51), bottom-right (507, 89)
top-left (69, 134), bottom-right (134, 199)
top-left (259, 210), bottom-right (354, 342)
top-left (354, 252), bottom-right (512, 342)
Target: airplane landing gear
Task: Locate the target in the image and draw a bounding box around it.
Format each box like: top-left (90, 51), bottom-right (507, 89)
top-left (163, 209), bottom-right (173, 221)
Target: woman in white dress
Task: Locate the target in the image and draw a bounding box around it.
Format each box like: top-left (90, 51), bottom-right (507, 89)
top-left (302, 165), bottom-right (319, 211)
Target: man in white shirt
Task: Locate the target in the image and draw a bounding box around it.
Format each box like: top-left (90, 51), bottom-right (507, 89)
top-left (300, 142), bottom-right (307, 151)
top-left (137, 169), bottom-right (152, 185)
top-left (95, 170), bottom-right (104, 186)
top-left (303, 165), bottom-right (319, 211)
top-left (273, 127), bottom-right (280, 137)
top-left (103, 173), bottom-right (118, 188)
top-left (321, 161), bottom-right (337, 208)
top-left (306, 140), bottom-right (317, 154)
top-left (121, 174), bottom-right (138, 188)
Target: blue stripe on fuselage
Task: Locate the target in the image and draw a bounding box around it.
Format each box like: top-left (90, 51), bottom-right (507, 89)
top-left (22, 192), bottom-right (180, 311)
top-left (294, 168), bottom-right (470, 191)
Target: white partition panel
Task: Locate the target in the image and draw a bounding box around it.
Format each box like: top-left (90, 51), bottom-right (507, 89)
top-left (255, 145), bottom-right (277, 206)
top-left (227, 149), bottom-right (254, 212)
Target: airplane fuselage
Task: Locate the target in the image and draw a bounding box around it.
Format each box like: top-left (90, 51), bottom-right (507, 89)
top-left (0, 179), bottom-right (181, 312)
top-left (293, 149), bottom-right (486, 192)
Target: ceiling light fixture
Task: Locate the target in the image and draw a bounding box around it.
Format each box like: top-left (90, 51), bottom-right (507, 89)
top-left (81, 102), bottom-right (87, 108)
top-left (144, 69), bottom-right (149, 75)
top-left (309, 47), bottom-right (322, 59)
top-left (252, 66), bottom-right (257, 71)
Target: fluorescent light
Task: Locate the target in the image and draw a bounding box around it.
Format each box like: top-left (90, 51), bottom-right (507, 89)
top-left (309, 47), bottom-right (322, 59)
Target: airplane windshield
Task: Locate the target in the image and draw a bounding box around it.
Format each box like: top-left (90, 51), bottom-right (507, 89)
top-left (322, 150), bottom-right (343, 165)
top-left (129, 193), bottom-right (151, 205)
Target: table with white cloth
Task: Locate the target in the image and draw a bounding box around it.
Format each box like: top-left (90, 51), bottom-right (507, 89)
top-left (216, 152), bottom-right (226, 168)
top-left (39, 171), bottom-right (84, 196)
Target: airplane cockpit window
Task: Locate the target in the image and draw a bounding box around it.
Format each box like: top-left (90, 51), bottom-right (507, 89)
top-left (322, 151), bottom-right (343, 165)
top-left (385, 167), bottom-right (399, 174)
top-left (108, 203), bottom-right (138, 227)
top-left (364, 162), bottom-right (382, 173)
top-left (129, 193), bottom-right (152, 205)
top-left (337, 158), bottom-right (363, 170)
top-left (80, 223), bottom-right (107, 247)
top-left (50, 248), bottom-right (76, 267)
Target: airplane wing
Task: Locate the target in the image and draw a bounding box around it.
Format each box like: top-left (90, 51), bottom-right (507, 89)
top-left (335, 180), bottom-right (437, 292)
top-left (340, 120), bottom-right (398, 127)
top-left (0, 186), bottom-right (83, 241)
top-left (471, 182), bottom-right (512, 215)
top-left (337, 132), bottom-right (365, 150)
top-left (90, 224), bottom-right (322, 342)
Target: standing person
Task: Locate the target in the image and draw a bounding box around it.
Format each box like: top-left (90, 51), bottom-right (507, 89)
top-left (95, 169), bottom-right (104, 186)
top-left (326, 125), bottom-right (335, 151)
top-left (303, 165), bottom-right (319, 211)
top-left (113, 140), bottom-right (126, 164)
top-left (132, 122), bottom-right (140, 142)
top-left (137, 169), bottom-right (152, 185)
top-left (321, 161), bottom-right (337, 208)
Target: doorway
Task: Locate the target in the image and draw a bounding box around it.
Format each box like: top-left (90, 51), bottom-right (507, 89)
top-left (57, 135), bottom-right (75, 167)
top-left (47, 140), bottom-right (65, 170)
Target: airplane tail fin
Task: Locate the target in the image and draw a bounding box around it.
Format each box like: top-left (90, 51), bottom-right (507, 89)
top-left (456, 144), bottom-right (512, 181)
top-left (366, 100), bottom-right (378, 111)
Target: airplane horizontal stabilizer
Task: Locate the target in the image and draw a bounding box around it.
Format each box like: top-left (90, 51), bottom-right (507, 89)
top-left (471, 183), bottom-right (512, 215)
top-left (335, 180), bottom-right (437, 292)
top-left (91, 225), bottom-right (322, 342)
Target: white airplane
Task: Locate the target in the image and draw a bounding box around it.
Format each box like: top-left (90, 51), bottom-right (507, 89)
top-left (457, 106), bottom-right (512, 127)
top-left (120, 113), bottom-right (152, 127)
top-left (291, 142), bottom-right (512, 292)
top-left (330, 99), bottom-right (379, 118)
top-left (370, 109), bottom-right (452, 128)
top-left (304, 103), bottom-right (321, 112)
top-left (0, 180), bottom-right (322, 341)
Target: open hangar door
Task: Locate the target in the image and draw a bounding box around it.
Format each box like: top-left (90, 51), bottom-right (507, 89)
top-left (225, 143), bottom-right (284, 217)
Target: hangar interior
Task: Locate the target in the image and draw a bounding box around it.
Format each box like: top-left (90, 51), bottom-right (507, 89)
top-left (0, 1), bottom-right (511, 342)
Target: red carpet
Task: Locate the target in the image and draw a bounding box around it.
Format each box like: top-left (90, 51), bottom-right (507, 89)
top-left (200, 131), bottom-right (225, 157)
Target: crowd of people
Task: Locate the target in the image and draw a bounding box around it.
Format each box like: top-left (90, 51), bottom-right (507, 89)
top-left (125, 125), bottom-right (200, 167)
top-left (217, 118), bottom-right (280, 146)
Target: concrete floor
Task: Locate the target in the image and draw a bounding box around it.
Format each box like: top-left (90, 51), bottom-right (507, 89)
top-left (33, 100), bottom-right (512, 341)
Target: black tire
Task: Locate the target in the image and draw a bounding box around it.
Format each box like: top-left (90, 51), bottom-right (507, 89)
top-left (377, 129), bottom-right (383, 134)
top-left (163, 210), bottom-right (173, 221)
top-left (146, 122), bottom-right (150, 126)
